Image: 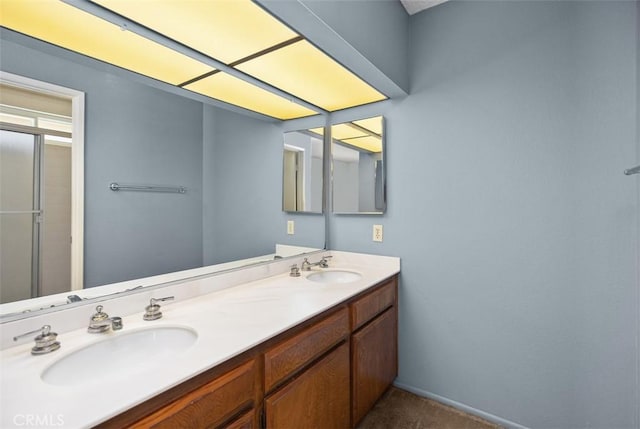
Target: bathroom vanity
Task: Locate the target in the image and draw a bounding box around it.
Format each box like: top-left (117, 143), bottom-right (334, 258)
top-left (0, 251), bottom-right (399, 428)
top-left (105, 276), bottom-right (397, 428)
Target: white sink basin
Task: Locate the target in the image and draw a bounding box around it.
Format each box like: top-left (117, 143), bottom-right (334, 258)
top-left (306, 270), bottom-right (362, 284)
top-left (41, 326), bottom-right (197, 386)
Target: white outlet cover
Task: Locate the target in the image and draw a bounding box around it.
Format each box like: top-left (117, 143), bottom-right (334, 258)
top-left (373, 224), bottom-right (383, 242)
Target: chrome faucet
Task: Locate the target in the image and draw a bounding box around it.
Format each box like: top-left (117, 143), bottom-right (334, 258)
top-left (13, 325), bottom-right (61, 355)
top-left (301, 255), bottom-right (332, 271)
top-left (143, 296), bottom-right (174, 320)
top-left (87, 305), bottom-right (123, 333)
top-left (290, 264), bottom-right (301, 277)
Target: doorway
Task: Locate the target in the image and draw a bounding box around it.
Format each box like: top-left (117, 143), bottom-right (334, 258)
top-left (0, 124), bottom-right (73, 302)
top-left (0, 72), bottom-right (84, 303)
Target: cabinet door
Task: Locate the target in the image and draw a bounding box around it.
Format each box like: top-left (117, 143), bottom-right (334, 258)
top-left (265, 342), bottom-right (350, 429)
top-left (352, 307), bottom-right (398, 425)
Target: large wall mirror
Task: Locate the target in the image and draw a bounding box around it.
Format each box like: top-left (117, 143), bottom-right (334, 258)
top-left (282, 128), bottom-right (324, 213)
top-left (0, 29), bottom-right (326, 318)
top-left (331, 116), bottom-right (386, 214)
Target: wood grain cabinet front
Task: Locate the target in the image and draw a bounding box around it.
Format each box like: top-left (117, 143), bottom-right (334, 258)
top-left (131, 359), bottom-right (258, 429)
top-left (223, 409), bottom-right (255, 429)
top-left (264, 342), bottom-right (351, 429)
top-left (264, 307), bottom-right (349, 393)
top-left (351, 307), bottom-right (398, 426)
top-left (350, 277), bottom-right (396, 331)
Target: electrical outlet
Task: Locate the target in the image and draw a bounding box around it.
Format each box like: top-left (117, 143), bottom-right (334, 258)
top-left (373, 224), bottom-right (383, 242)
top-left (287, 220), bottom-right (295, 235)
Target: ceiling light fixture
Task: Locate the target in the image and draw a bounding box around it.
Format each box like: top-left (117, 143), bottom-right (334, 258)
top-left (1, 0), bottom-right (387, 120)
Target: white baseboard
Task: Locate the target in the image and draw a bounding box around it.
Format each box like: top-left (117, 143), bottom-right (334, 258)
top-left (392, 381), bottom-right (529, 429)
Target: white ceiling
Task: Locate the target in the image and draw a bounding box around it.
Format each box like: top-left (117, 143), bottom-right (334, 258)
top-left (400, 0), bottom-right (450, 15)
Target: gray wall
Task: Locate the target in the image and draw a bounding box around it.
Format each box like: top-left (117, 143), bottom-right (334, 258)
top-left (203, 106), bottom-right (281, 264)
top-left (330, 2), bottom-right (638, 427)
top-left (0, 32), bottom-right (204, 287)
top-left (202, 107), bottom-right (325, 265)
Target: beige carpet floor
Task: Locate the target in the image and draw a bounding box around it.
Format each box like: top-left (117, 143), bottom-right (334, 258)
top-left (357, 387), bottom-right (502, 429)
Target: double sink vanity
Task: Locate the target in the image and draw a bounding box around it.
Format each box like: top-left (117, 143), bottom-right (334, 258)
top-left (0, 251), bottom-right (400, 428)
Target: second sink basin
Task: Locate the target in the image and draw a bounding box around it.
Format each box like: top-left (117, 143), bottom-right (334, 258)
top-left (41, 326), bottom-right (197, 386)
top-left (306, 270), bottom-right (362, 284)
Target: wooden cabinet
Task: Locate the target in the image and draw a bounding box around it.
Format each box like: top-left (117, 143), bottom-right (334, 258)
top-left (130, 359), bottom-right (258, 429)
top-left (103, 275), bottom-right (398, 429)
top-left (264, 308), bottom-right (349, 392)
top-left (264, 342), bottom-right (350, 429)
top-left (351, 308), bottom-right (398, 425)
top-left (351, 278), bottom-right (396, 331)
top-left (224, 410), bottom-right (255, 429)
top-left (350, 277), bottom-right (398, 426)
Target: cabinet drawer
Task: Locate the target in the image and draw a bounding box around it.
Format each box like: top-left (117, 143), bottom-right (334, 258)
top-left (351, 278), bottom-right (396, 331)
top-left (264, 307), bottom-right (349, 392)
top-left (132, 359), bottom-right (257, 429)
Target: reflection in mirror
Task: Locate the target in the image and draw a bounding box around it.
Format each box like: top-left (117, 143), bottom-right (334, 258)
top-left (1, 77), bottom-right (81, 306)
top-left (0, 29), bottom-right (325, 319)
top-left (331, 116), bottom-right (385, 214)
top-left (283, 128), bottom-right (323, 213)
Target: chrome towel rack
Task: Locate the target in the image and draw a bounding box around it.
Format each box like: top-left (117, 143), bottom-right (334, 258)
top-left (109, 182), bottom-right (186, 194)
top-left (624, 165), bottom-right (640, 176)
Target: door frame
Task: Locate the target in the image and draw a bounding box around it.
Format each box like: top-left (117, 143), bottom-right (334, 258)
top-left (1, 71), bottom-right (85, 291)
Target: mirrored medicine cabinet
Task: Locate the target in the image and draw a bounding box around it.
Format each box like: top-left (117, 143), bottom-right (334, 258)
top-left (331, 116), bottom-right (386, 214)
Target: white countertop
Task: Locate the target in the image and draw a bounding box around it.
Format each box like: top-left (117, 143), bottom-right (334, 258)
top-left (0, 251), bottom-right (399, 428)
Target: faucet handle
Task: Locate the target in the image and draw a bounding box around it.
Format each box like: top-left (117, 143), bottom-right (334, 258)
top-left (150, 296), bottom-right (174, 306)
top-left (301, 258), bottom-right (312, 271)
top-left (88, 305), bottom-right (114, 333)
top-left (13, 325), bottom-right (61, 355)
top-left (319, 255), bottom-right (333, 268)
top-left (89, 305), bottom-right (109, 323)
top-left (144, 296), bottom-right (174, 321)
top-left (290, 264), bottom-right (301, 277)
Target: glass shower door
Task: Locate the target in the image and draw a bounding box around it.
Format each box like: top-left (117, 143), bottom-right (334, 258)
top-left (0, 128), bottom-right (41, 303)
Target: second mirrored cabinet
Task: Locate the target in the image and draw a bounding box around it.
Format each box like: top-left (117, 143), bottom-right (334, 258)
top-left (331, 116), bottom-right (385, 214)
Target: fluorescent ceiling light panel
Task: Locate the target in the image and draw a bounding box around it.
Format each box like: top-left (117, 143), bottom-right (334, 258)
top-left (236, 40), bottom-right (387, 111)
top-left (331, 116), bottom-right (383, 152)
top-left (309, 127), bottom-right (324, 137)
top-left (93, 0), bottom-right (298, 65)
top-left (352, 117), bottom-right (382, 136)
top-left (331, 123), bottom-right (368, 141)
top-left (339, 135), bottom-right (382, 153)
top-left (184, 73), bottom-right (316, 120)
top-left (2, 0), bottom-right (385, 120)
top-left (0, 0), bottom-right (213, 86)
